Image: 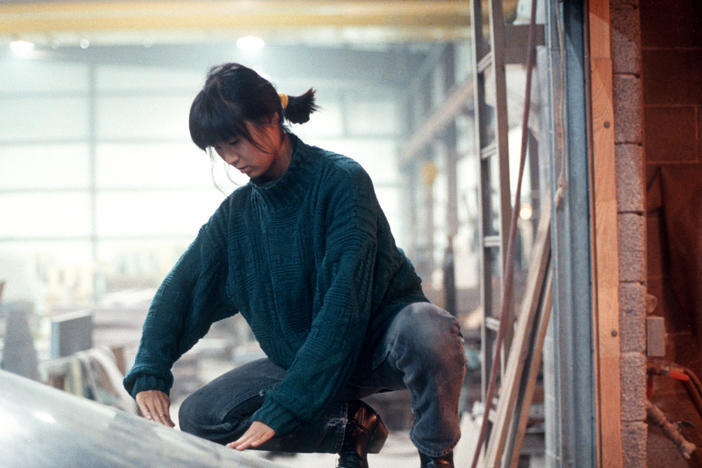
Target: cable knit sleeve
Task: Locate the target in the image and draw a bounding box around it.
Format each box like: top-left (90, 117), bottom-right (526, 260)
top-left (251, 162), bottom-right (378, 435)
top-left (123, 203), bottom-right (237, 398)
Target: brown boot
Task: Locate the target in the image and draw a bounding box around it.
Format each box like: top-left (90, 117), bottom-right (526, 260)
top-left (419, 451), bottom-right (454, 468)
top-left (336, 400), bottom-right (389, 468)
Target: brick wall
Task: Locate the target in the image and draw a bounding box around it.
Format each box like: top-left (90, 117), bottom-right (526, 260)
top-left (611, 0), bottom-right (647, 466)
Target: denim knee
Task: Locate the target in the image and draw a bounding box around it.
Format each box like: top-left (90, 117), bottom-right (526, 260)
top-left (391, 302), bottom-right (464, 365)
top-left (178, 391), bottom-right (208, 436)
top-left (178, 387), bottom-right (241, 438)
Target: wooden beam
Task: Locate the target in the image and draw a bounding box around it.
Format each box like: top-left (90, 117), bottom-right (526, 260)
top-left (507, 267), bottom-right (553, 468)
top-left (504, 24), bottom-right (545, 64)
top-left (482, 205), bottom-right (552, 467)
top-left (587, 0), bottom-right (622, 466)
top-left (0, 1), bottom-right (471, 34)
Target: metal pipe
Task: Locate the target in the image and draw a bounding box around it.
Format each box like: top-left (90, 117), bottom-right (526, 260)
top-left (0, 369), bottom-right (286, 468)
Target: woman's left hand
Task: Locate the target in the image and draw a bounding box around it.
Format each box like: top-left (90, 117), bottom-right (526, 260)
top-left (226, 421), bottom-right (275, 450)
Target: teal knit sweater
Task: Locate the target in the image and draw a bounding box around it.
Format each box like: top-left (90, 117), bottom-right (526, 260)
top-left (123, 134), bottom-right (427, 436)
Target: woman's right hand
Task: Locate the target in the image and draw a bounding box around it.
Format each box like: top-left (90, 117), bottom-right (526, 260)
top-left (136, 390), bottom-right (175, 427)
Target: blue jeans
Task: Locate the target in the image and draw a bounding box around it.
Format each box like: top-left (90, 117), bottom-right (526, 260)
top-left (179, 302), bottom-right (466, 458)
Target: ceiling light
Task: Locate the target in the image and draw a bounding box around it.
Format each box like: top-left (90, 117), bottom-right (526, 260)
top-left (79, 38), bottom-right (90, 49)
top-left (519, 203), bottom-right (533, 220)
top-left (236, 35), bottom-right (265, 53)
top-left (9, 40), bottom-right (35, 56)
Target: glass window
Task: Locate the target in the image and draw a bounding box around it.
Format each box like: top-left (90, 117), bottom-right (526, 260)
top-left (0, 193), bottom-right (91, 237)
top-left (0, 97), bottom-right (89, 141)
top-left (96, 239), bottom-right (188, 271)
top-left (96, 143), bottom-right (212, 188)
top-left (0, 144), bottom-right (90, 189)
top-left (96, 190), bottom-right (223, 237)
top-left (0, 240), bottom-right (93, 303)
top-left (0, 61), bottom-right (88, 93)
top-left (345, 96), bottom-right (399, 136)
top-left (295, 100), bottom-right (343, 138)
top-left (96, 65), bottom-right (202, 92)
top-left (97, 95), bottom-right (193, 139)
top-left (311, 138), bottom-right (399, 185)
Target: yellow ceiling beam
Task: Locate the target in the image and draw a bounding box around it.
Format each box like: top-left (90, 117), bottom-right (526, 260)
top-left (0, 1), bottom-right (470, 34)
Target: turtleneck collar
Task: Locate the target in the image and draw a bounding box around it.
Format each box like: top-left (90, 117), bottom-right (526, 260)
top-left (248, 133), bottom-right (315, 210)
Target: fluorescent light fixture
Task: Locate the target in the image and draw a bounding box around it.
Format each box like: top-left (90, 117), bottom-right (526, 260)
top-left (236, 35), bottom-right (265, 53)
top-left (9, 40), bottom-right (35, 56)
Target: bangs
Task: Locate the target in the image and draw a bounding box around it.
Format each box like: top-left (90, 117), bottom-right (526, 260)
top-left (189, 89), bottom-right (251, 150)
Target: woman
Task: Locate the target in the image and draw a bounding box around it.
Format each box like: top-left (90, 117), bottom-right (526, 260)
top-left (123, 63), bottom-right (465, 468)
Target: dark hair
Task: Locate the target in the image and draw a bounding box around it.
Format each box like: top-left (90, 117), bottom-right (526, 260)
top-left (189, 63), bottom-right (318, 151)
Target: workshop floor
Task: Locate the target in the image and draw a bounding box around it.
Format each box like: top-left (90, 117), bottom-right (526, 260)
top-left (263, 430), bottom-right (420, 468)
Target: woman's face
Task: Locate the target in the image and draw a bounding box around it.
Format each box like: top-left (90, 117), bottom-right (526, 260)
top-left (213, 118), bottom-right (287, 182)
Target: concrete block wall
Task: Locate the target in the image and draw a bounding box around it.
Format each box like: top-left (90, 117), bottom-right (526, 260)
top-left (610, 0), bottom-right (647, 466)
top-left (641, 0), bottom-right (702, 356)
top-left (639, 1), bottom-right (702, 466)
top-left (641, 0), bottom-right (702, 164)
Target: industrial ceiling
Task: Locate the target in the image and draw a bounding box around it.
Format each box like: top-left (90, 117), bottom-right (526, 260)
top-left (0, 0), bottom-right (474, 48)
top-left (0, 1), bottom-right (522, 102)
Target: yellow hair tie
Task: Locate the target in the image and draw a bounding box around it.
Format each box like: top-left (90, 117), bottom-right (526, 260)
top-left (278, 93), bottom-right (289, 110)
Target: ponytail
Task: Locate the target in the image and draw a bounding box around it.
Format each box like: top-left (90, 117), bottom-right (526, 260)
top-left (189, 63), bottom-right (320, 150)
top-left (281, 88), bottom-right (318, 124)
